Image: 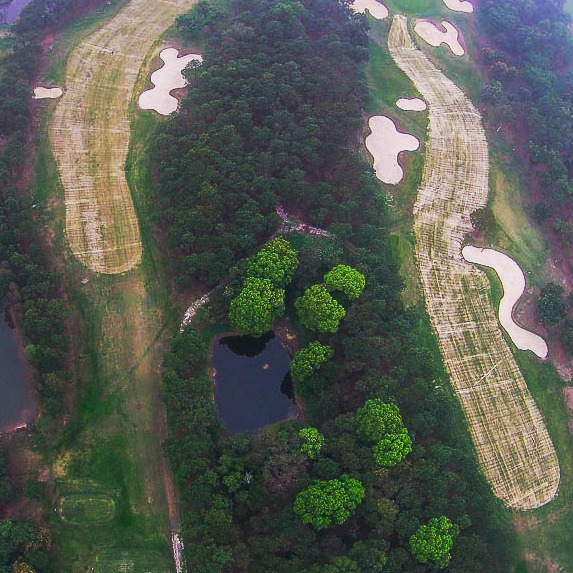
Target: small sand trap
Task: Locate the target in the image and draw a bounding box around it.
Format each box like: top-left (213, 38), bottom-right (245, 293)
top-left (350, 0), bottom-right (389, 20)
top-left (365, 115), bottom-right (419, 185)
top-left (462, 246), bottom-right (548, 359)
top-left (138, 48), bottom-right (202, 115)
top-left (414, 20), bottom-right (464, 56)
top-left (396, 97), bottom-right (427, 111)
top-left (33, 86), bottom-right (63, 99)
top-left (443, 0), bottom-right (473, 13)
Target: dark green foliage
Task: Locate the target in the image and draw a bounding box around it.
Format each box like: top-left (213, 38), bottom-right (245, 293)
top-left (293, 475), bottom-right (365, 530)
top-left (324, 264), bottom-right (365, 300)
top-left (537, 282), bottom-right (566, 325)
top-left (410, 516), bottom-right (459, 568)
top-left (229, 277), bottom-right (285, 336)
top-left (246, 237), bottom-right (299, 287)
top-left (290, 341), bottom-right (333, 385)
top-left (470, 207), bottom-right (496, 234)
top-left (295, 284), bottom-right (345, 332)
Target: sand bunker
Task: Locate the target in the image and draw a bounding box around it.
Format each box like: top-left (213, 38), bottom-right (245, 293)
top-left (396, 97), bottom-right (427, 111)
top-left (414, 20), bottom-right (464, 56)
top-left (350, 0), bottom-right (389, 20)
top-left (443, 0), bottom-right (473, 13)
top-left (33, 86), bottom-right (63, 99)
top-left (365, 115), bottom-right (419, 185)
top-left (462, 246), bottom-right (548, 359)
top-left (139, 48), bottom-right (202, 115)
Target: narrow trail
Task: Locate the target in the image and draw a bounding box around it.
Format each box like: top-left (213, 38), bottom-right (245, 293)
top-left (388, 15), bottom-right (559, 509)
top-left (51, 0), bottom-right (198, 273)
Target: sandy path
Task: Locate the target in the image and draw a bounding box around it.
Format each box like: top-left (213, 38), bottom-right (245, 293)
top-left (462, 246), bottom-right (548, 359)
top-left (50, 0), bottom-right (198, 274)
top-left (388, 15), bottom-right (559, 509)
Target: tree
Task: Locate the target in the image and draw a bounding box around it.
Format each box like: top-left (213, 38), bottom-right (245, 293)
top-left (295, 284), bottom-right (345, 332)
top-left (290, 342), bottom-right (333, 383)
top-left (293, 475), bottom-right (365, 530)
top-left (247, 237), bottom-right (299, 287)
top-left (229, 277), bottom-right (284, 337)
top-left (470, 207), bottom-right (496, 234)
top-left (372, 431), bottom-right (412, 468)
top-left (324, 264), bottom-right (365, 300)
top-left (409, 516), bottom-right (459, 568)
top-left (356, 399), bottom-right (405, 443)
top-left (299, 428), bottom-right (325, 459)
top-left (537, 282), bottom-right (565, 325)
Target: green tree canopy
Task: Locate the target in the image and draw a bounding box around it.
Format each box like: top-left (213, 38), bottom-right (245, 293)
top-left (324, 264), bottom-right (365, 300)
top-left (290, 341), bottom-right (333, 384)
top-left (247, 237), bottom-right (299, 287)
top-left (470, 207), bottom-right (496, 233)
top-left (409, 516), bottom-right (459, 568)
top-left (293, 475), bottom-right (365, 530)
top-left (537, 282), bottom-right (565, 325)
top-left (356, 399), bottom-right (405, 443)
top-left (372, 430), bottom-right (413, 468)
top-left (229, 277), bottom-right (284, 337)
top-left (299, 427), bottom-right (325, 459)
top-left (295, 284), bottom-right (345, 332)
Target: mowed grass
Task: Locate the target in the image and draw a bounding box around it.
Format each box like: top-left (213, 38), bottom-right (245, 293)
top-left (385, 0), bottom-right (445, 17)
top-left (34, 3), bottom-right (194, 571)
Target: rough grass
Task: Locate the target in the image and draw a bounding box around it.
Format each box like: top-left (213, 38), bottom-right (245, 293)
top-left (50, 0), bottom-right (199, 274)
top-left (388, 14), bottom-right (559, 510)
top-left (59, 494), bottom-right (117, 524)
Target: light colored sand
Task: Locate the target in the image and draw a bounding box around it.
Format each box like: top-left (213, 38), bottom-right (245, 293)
top-left (414, 20), bottom-right (464, 56)
top-left (389, 14), bottom-right (558, 510)
top-left (396, 97), bottom-right (426, 111)
top-left (138, 48), bottom-right (202, 115)
top-left (350, 0), bottom-right (388, 20)
top-left (365, 115), bottom-right (419, 185)
top-left (33, 86), bottom-right (63, 99)
top-left (443, 0), bottom-right (473, 13)
top-left (462, 246), bottom-right (548, 359)
top-left (50, 0), bottom-right (198, 274)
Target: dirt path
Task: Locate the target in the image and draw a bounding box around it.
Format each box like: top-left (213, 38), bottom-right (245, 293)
top-left (388, 15), bottom-right (559, 509)
top-left (50, 0), bottom-right (198, 273)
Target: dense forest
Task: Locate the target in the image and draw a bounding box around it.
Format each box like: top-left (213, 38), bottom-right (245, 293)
top-left (157, 0), bottom-right (519, 571)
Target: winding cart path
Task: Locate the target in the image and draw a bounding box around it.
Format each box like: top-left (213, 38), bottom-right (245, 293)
top-left (388, 15), bottom-right (559, 509)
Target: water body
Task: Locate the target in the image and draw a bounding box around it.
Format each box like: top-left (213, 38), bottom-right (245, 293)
top-left (0, 312), bottom-right (35, 432)
top-left (213, 332), bottom-right (296, 434)
top-left (0, 0), bottom-right (33, 24)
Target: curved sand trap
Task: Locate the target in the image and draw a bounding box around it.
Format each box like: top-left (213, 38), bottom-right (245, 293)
top-left (396, 97), bottom-right (427, 111)
top-left (350, 0), bottom-right (388, 20)
top-left (33, 86), bottom-right (63, 99)
top-left (462, 246), bottom-right (548, 359)
top-left (365, 115), bottom-right (419, 185)
top-left (139, 48), bottom-right (202, 116)
top-left (414, 20), bottom-right (464, 56)
top-left (443, 0), bottom-right (473, 13)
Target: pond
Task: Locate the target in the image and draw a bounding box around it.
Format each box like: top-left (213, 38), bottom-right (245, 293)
top-left (0, 0), bottom-right (34, 25)
top-left (212, 332), bottom-right (297, 434)
top-left (0, 311), bottom-right (35, 432)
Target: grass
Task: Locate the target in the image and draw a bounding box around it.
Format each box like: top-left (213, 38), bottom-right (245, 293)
top-left (385, 0), bottom-right (445, 17)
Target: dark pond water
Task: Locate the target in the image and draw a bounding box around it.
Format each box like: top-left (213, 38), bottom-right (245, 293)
top-left (213, 332), bottom-right (297, 434)
top-left (0, 312), bottom-right (35, 432)
top-left (0, 0), bottom-right (34, 24)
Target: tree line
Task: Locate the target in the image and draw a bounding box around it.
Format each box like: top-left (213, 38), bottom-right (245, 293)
top-left (158, 0), bottom-right (520, 570)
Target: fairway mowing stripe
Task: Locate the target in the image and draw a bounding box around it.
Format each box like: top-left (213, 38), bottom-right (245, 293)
top-left (51, 0), bottom-right (199, 274)
top-left (388, 15), bottom-right (559, 510)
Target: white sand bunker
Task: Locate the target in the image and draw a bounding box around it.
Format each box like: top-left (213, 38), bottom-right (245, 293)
top-left (443, 0), bottom-right (473, 13)
top-left (462, 246), bottom-right (548, 359)
top-left (138, 48), bottom-right (202, 115)
top-left (396, 97), bottom-right (427, 111)
top-left (33, 86), bottom-right (63, 99)
top-left (365, 115), bottom-right (419, 185)
top-left (414, 20), bottom-right (464, 56)
top-left (350, 0), bottom-right (389, 20)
